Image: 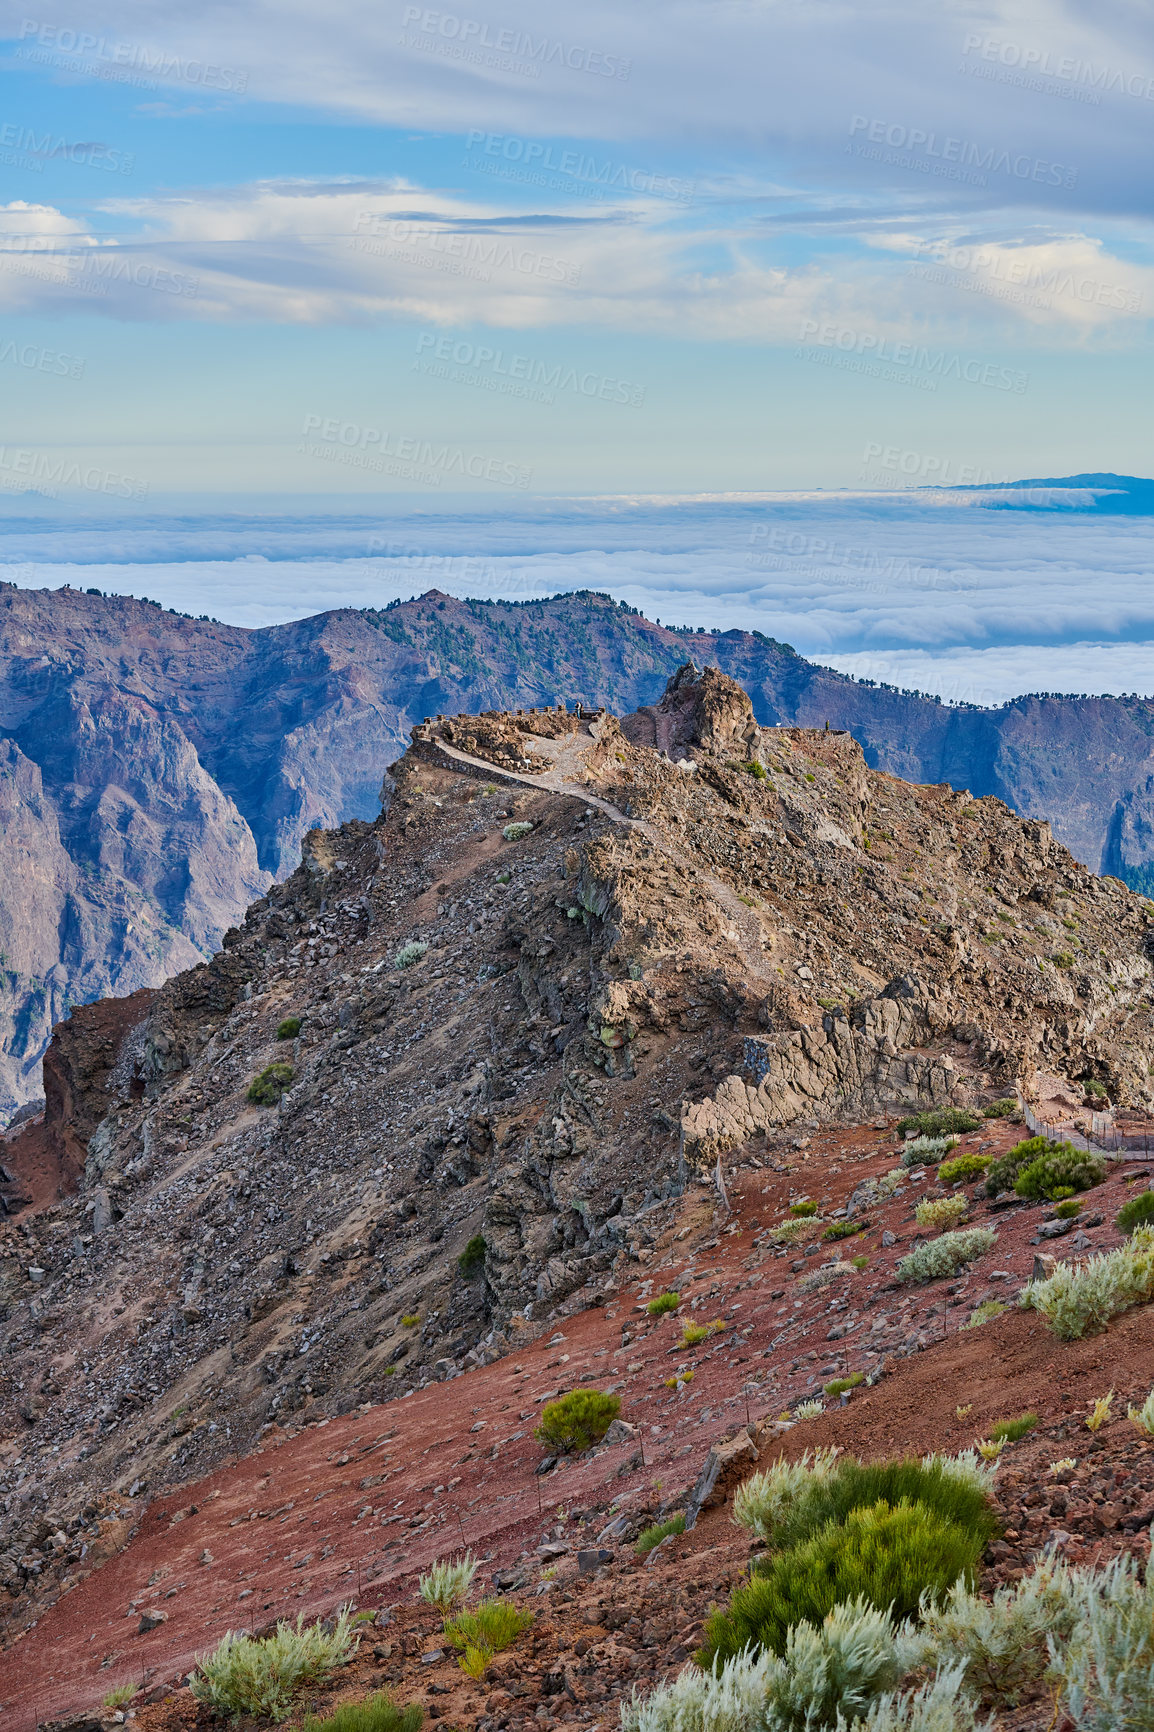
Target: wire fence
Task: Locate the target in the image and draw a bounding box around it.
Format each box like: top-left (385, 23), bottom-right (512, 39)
top-left (1017, 1094), bottom-right (1154, 1156)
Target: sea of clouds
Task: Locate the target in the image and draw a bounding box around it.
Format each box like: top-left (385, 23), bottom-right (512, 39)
top-left (1, 490), bottom-right (1151, 707)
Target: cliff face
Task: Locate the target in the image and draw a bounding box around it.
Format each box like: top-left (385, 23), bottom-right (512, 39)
top-left (3, 580), bottom-right (1154, 1117)
top-left (2, 667), bottom-right (1152, 1631)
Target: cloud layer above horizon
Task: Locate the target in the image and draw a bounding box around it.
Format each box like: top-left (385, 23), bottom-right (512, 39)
top-left (0, 0), bottom-right (1152, 696)
top-left (3, 493), bottom-right (1153, 704)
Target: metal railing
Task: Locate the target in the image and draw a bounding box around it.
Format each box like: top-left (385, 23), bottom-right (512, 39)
top-left (1017, 1094), bottom-right (1154, 1156)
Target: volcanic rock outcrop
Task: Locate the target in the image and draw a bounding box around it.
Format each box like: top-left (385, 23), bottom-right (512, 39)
top-left (1, 666), bottom-right (1152, 1637)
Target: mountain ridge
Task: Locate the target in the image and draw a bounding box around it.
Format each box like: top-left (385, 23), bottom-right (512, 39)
top-left (2, 580), bottom-right (1154, 1117)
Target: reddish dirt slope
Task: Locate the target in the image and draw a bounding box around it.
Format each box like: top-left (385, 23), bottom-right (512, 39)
top-left (10, 1119), bottom-right (1154, 1731)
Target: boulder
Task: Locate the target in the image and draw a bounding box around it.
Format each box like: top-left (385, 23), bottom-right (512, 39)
top-left (684, 1424), bottom-right (762, 1529)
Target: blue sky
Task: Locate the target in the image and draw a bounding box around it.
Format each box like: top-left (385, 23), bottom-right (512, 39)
top-left (0, 0), bottom-right (1152, 496)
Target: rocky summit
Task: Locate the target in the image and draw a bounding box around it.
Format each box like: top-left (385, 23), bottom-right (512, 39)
top-left (2, 664), bottom-right (1154, 1663)
top-left (5, 580), bottom-right (1154, 1124)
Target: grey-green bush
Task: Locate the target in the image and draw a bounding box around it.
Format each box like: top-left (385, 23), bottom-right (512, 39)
top-left (911, 1558), bottom-right (1079, 1704)
top-left (190, 1610), bottom-right (359, 1721)
top-left (1048, 1550), bottom-right (1154, 1729)
top-left (896, 1229), bottom-right (997, 1284)
top-left (622, 1599), bottom-right (916, 1732)
top-left (1019, 1226), bottom-right (1154, 1339)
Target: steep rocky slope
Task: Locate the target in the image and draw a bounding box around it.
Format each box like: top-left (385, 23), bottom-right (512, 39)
top-left (4, 581), bottom-right (1154, 1118)
top-left (2, 666), bottom-right (1152, 1664)
top-left (8, 1112), bottom-right (1154, 1732)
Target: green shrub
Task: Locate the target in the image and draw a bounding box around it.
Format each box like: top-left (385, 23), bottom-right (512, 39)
top-left (823, 1220), bottom-right (863, 1242)
top-left (1055, 1198), bottom-right (1082, 1219)
top-left (647, 1291), bottom-right (680, 1316)
top-left (824, 1372), bottom-right (865, 1398)
top-left (938, 1152), bottom-right (990, 1184)
top-left (1020, 1225), bottom-right (1154, 1339)
top-left (622, 1599), bottom-right (912, 1732)
top-left (102, 1684), bottom-right (137, 1709)
top-left (961, 1299), bottom-right (1007, 1330)
top-left (302, 1694), bottom-right (424, 1732)
top-left (401, 1313), bottom-right (419, 1327)
top-left (699, 1500), bottom-right (984, 1665)
top-left (502, 821), bottom-right (534, 840)
top-left (418, 1554), bottom-right (477, 1614)
top-left (740, 759), bottom-right (768, 779)
top-left (1053, 951), bottom-right (1076, 969)
top-left (246, 1062), bottom-right (294, 1105)
top-left (1116, 1190), bottom-right (1154, 1235)
top-left (982, 1098), bottom-right (1020, 1119)
top-left (768, 1217), bottom-right (823, 1244)
top-left (190, 1610), bottom-right (359, 1721)
top-left (732, 1451), bottom-right (996, 1555)
top-left (790, 1199), bottom-right (820, 1217)
top-left (457, 1235), bottom-right (486, 1276)
top-left (394, 940), bottom-right (428, 970)
top-left (636, 1513), bottom-right (686, 1555)
top-left (534, 1389), bottom-right (620, 1453)
top-left (896, 1108), bottom-right (981, 1137)
top-left (896, 1228), bottom-right (997, 1284)
top-left (1014, 1144), bottom-right (1106, 1201)
top-left (991, 1412), bottom-right (1038, 1443)
top-left (443, 1598), bottom-right (533, 1653)
top-left (679, 1322), bottom-right (709, 1348)
top-left (1083, 1079), bottom-right (1109, 1101)
top-left (1128, 1386), bottom-right (1154, 1437)
top-left (276, 1016), bottom-right (301, 1040)
top-left (914, 1195), bottom-right (968, 1232)
top-left (984, 1135), bottom-right (1049, 1197)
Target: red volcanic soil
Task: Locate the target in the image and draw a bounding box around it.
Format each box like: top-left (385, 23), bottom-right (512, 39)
top-left (9, 1118), bottom-right (1154, 1731)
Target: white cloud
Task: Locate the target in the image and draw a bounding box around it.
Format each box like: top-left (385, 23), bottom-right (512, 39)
top-left (4, 497), bottom-right (1154, 709)
top-left (821, 641), bottom-right (1154, 706)
top-left (4, 0), bottom-right (1154, 229)
top-left (0, 177), bottom-right (1147, 344)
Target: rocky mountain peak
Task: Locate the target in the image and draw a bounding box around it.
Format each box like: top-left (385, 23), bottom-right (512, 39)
top-left (1, 687), bottom-right (1152, 1646)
